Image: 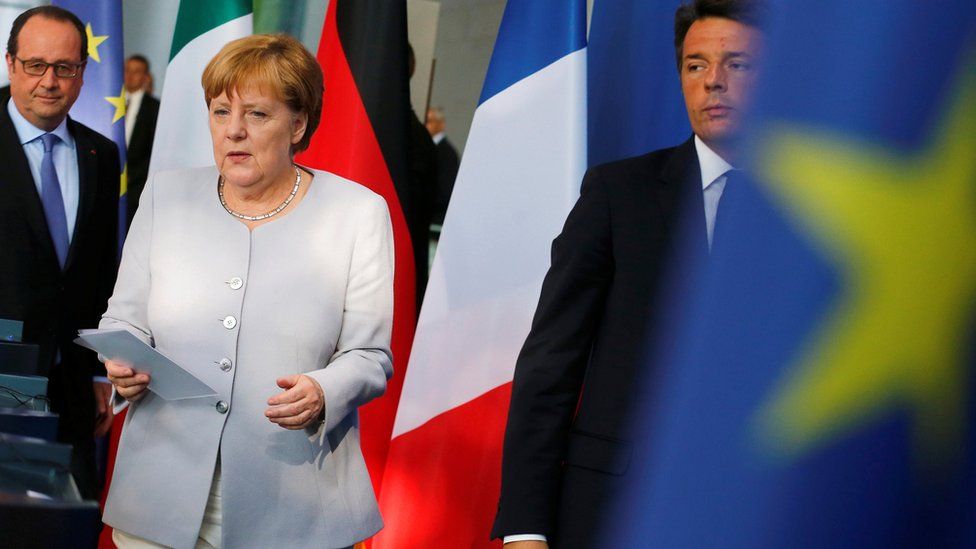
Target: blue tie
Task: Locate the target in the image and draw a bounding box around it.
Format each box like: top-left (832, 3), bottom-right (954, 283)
top-left (711, 169), bottom-right (743, 254)
top-left (40, 133), bottom-right (69, 268)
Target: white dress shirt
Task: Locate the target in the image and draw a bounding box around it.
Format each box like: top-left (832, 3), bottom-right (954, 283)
top-left (695, 135), bottom-right (735, 247)
top-left (503, 135), bottom-right (734, 546)
top-left (124, 88), bottom-right (144, 145)
top-left (8, 99), bottom-right (79, 242)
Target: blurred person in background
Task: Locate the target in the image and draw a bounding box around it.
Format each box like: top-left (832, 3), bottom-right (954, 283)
top-left (123, 53), bottom-right (158, 228)
top-left (425, 106), bottom-right (459, 227)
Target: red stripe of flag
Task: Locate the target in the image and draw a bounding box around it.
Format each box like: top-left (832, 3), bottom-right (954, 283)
top-left (374, 384), bottom-right (511, 548)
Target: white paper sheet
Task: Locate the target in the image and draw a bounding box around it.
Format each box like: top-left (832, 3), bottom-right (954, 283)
top-left (74, 329), bottom-right (217, 400)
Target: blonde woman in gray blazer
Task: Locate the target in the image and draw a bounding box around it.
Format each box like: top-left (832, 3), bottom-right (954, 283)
top-left (100, 34), bottom-right (393, 549)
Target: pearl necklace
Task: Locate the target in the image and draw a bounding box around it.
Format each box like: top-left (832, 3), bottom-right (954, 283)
top-left (218, 166), bottom-right (301, 221)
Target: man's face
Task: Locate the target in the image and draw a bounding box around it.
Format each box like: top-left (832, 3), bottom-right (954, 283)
top-left (5, 16), bottom-right (85, 132)
top-left (680, 17), bottom-right (762, 155)
top-left (124, 58), bottom-right (149, 93)
top-left (425, 109), bottom-right (444, 136)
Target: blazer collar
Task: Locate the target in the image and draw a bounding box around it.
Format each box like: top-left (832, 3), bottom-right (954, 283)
top-left (660, 134), bottom-right (709, 255)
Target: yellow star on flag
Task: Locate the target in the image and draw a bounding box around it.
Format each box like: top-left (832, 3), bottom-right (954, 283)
top-left (754, 64), bottom-right (976, 470)
top-left (86, 23), bottom-right (108, 63)
top-left (105, 86), bottom-right (126, 124)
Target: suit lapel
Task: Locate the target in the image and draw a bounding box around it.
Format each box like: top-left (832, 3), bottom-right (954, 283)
top-left (65, 119), bottom-right (100, 271)
top-left (658, 135), bottom-right (708, 255)
top-left (0, 98), bottom-right (60, 268)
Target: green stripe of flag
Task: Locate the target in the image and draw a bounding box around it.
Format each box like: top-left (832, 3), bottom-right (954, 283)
top-left (169, 0), bottom-right (252, 60)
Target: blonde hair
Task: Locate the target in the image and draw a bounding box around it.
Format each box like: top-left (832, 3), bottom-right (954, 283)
top-left (202, 33), bottom-right (323, 153)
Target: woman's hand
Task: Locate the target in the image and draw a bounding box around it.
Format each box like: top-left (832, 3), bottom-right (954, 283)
top-left (105, 359), bottom-right (151, 402)
top-left (266, 374), bottom-right (325, 430)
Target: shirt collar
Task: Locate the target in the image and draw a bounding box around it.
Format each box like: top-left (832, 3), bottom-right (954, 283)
top-left (432, 131), bottom-right (445, 145)
top-left (127, 88), bottom-right (145, 106)
top-left (694, 134), bottom-right (733, 190)
top-left (7, 99), bottom-right (75, 149)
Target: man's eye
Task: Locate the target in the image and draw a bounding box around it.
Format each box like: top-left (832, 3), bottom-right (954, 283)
top-left (729, 62), bottom-right (751, 71)
top-left (687, 64), bottom-right (705, 72)
top-left (26, 62), bottom-right (47, 71)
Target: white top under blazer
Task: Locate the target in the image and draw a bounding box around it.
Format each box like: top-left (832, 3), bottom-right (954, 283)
top-left (100, 166), bottom-right (394, 548)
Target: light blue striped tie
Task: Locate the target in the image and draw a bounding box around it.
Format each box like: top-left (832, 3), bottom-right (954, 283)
top-left (40, 133), bottom-right (69, 269)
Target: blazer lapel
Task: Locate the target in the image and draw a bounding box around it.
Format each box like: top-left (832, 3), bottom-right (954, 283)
top-left (659, 135), bottom-right (709, 255)
top-left (0, 98), bottom-right (60, 268)
top-left (65, 118), bottom-right (100, 271)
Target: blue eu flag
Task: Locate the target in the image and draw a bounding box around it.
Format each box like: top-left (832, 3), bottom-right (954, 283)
top-left (54, 0), bottom-right (127, 251)
top-left (605, 2), bottom-right (976, 547)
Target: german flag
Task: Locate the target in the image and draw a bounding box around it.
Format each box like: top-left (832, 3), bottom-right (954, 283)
top-left (295, 0), bottom-right (417, 498)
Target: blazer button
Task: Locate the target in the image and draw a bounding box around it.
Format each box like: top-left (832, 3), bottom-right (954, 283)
top-left (218, 358), bottom-right (233, 372)
top-left (227, 277), bottom-right (244, 290)
top-left (222, 316), bottom-right (237, 329)
top-left (216, 401), bottom-right (229, 414)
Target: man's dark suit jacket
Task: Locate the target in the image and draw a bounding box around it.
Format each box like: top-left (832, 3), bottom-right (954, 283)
top-left (432, 136), bottom-right (459, 225)
top-left (492, 137), bottom-right (705, 548)
top-left (125, 93), bottom-right (159, 227)
top-left (0, 96), bottom-right (121, 499)
top-left (408, 110), bottom-right (438, 309)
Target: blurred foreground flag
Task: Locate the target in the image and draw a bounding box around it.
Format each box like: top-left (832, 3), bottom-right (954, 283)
top-left (606, 2), bottom-right (976, 548)
top-left (373, 0), bottom-right (586, 546)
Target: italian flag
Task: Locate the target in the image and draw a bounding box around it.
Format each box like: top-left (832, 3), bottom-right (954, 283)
top-left (149, 1), bottom-right (253, 174)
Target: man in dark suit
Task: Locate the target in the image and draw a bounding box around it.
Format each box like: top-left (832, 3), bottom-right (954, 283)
top-left (425, 106), bottom-right (460, 226)
top-left (0, 6), bottom-right (120, 499)
top-left (123, 54), bottom-right (158, 227)
top-left (492, 1), bottom-right (765, 547)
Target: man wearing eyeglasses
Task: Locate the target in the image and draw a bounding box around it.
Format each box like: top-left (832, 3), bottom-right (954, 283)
top-left (0, 6), bottom-right (120, 500)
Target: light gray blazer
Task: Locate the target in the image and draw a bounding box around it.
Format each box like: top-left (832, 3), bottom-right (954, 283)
top-left (101, 166), bottom-right (394, 548)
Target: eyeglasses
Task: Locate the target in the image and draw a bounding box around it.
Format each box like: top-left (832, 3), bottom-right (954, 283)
top-left (15, 57), bottom-right (85, 78)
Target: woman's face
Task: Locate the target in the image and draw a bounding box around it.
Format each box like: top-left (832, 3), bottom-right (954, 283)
top-left (209, 86), bottom-right (307, 189)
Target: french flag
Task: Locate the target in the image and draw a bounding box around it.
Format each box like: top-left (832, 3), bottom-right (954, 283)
top-left (373, 1), bottom-right (586, 546)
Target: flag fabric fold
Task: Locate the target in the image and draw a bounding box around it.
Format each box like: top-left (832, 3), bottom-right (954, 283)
top-left (373, 1), bottom-right (586, 546)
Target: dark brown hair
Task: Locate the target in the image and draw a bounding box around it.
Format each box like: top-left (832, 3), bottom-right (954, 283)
top-left (7, 6), bottom-right (87, 63)
top-left (674, 0), bottom-right (766, 71)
